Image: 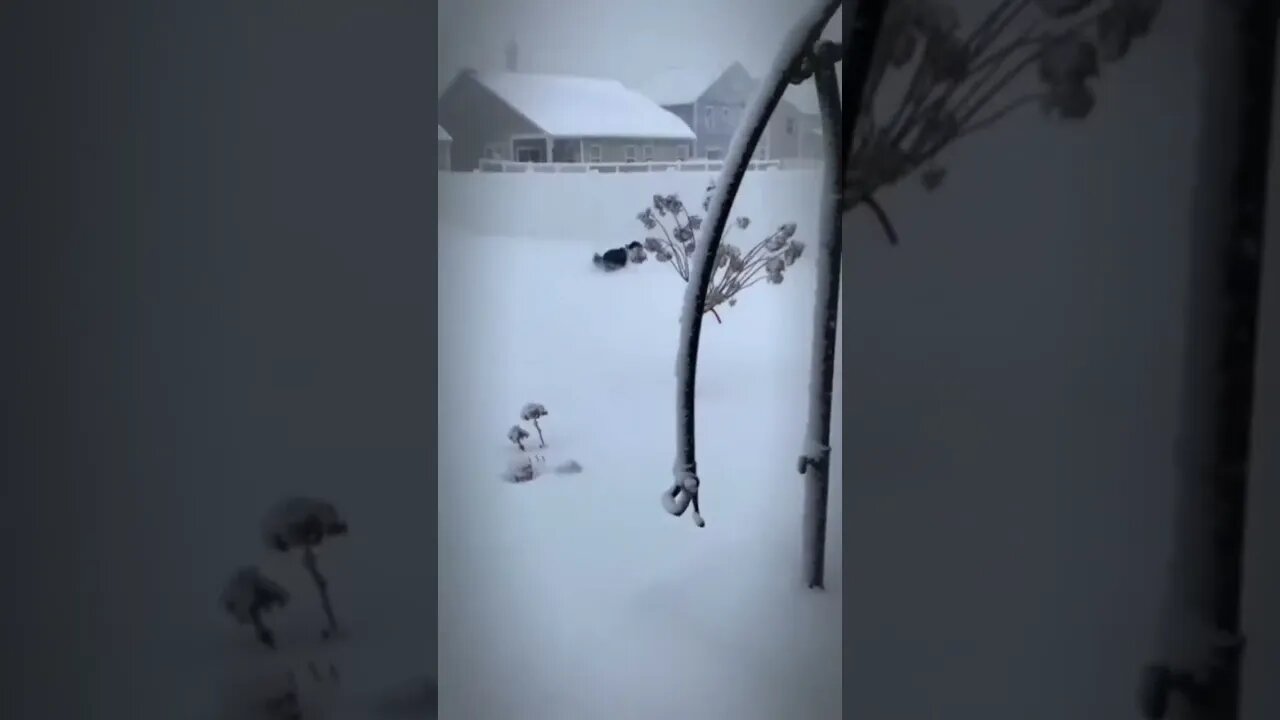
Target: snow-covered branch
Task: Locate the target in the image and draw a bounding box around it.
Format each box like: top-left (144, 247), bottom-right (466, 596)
top-left (667, 0), bottom-right (844, 528)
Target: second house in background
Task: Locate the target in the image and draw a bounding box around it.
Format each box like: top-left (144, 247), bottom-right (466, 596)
top-left (634, 61), bottom-right (824, 162)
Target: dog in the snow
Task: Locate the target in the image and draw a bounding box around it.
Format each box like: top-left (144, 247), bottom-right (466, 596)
top-left (592, 241), bottom-right (646, 271)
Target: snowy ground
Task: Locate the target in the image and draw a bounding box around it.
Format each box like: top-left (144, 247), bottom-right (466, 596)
top-left (51, 169), bottom-right (832, 720)
top-left (438, 169), bottom-right (843, 719)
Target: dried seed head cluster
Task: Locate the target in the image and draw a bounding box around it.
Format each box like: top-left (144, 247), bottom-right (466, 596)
top-left (844, 0), bottom-right (1162, 209)
top-left (636, 182), bottom-right (805, 322)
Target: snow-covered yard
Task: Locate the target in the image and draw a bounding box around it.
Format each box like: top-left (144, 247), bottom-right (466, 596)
top-left (438, 168), bottom-right (842, 719)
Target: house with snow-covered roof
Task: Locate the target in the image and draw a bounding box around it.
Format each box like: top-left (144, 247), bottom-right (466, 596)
top-left (634, 61), bottom-right (825, 162)
top-left (437, 69), bottom-right (696, 171)
top-left (437, 125), bottom-right (452, 171)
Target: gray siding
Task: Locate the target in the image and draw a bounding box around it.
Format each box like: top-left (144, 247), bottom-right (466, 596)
top-left (701, 62), bottom-right (754, 104)
top-left (437, 73), bottom-right (539, 171)
top-left (676, 63), bottom-right (821, 161)
top-left (801, 113), bottom-right (824, 159)
top-left (692, 101), bottom-right (743, 159)
top-left (579, 137), bottom-right (692, 163)
top-left (689, 63), bottom-right (755, 159)
top-left (764, 101), bottom-right (809, 160)
top-left (504, 137), bottom-right (691, 164)
top-left (665, 103), bottom-right (695, 129)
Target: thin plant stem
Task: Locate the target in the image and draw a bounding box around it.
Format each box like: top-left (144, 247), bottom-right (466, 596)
top-left (302, 545), bottom-right (339, 638)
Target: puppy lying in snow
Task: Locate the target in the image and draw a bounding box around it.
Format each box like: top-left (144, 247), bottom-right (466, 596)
top-left (592, 241), bottom-right (646, 271)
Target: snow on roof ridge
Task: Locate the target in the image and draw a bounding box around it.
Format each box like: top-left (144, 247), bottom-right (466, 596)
top-left (470, 70), bottom-right (695, 141)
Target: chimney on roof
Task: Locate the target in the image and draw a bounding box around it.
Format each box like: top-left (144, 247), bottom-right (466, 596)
top-left (505, 39), bottom-right (519, 72)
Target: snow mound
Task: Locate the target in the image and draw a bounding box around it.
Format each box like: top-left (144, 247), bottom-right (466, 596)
top-left (503, 455), bottom-right (585, 484)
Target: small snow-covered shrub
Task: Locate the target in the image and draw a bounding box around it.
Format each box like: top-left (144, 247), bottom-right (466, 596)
top-left (519, 402), bottom-right (549, 448)
top-left (502, 454), bottom-right (583, 483)
top-left (507, 424), bottom-right (530, 451)
top-left (637, 181), bottom-right (805, 323)
top-left (221, 566), bottom-right (290, 649)
top-left (504, 454), bottom-right (544, 483)
top-left (262, 497), bottom-right (349, 639)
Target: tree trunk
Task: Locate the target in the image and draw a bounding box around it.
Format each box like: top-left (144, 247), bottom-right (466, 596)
top-left (796, 0), bottom-right (890, 590)
top-left (1141, 2), bottom-right (1277, 718)
top-left (800, 57), bottom-right (844, 591)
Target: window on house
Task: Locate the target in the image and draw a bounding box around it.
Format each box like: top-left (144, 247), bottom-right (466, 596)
top-left (785, 117), bottom-right (797, 135)
top-left (484, 143), bottom-right (504, 160)
top-left (703, 105), bottom-right (717, 131)
top-left (516, 146), bottom-right (544, 163)
top-left (641, 145), bottom-right (655, 162)
top-left (587, 144), bottom-right (603, 163)
top-left (720, 107), bottom-right (732, 127)
top-left (706, 147), bottom-right (724, 160)
top-left (624, 145), bottom-right (638, 163)
top-left (675, 144), bottom-right (689, 161)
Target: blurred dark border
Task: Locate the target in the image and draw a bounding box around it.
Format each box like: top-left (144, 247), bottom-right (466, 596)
top-left (2, 1), bottom-right (438, 716)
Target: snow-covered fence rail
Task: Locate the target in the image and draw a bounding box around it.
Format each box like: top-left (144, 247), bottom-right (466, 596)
top-left (475, 158), bottom-right (784, 174)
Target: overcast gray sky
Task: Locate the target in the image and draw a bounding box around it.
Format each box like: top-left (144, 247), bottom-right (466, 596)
top-left (437, 0), bottom-right (841, 92)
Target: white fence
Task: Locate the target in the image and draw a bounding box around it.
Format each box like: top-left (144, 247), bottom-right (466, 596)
top-left (474, 158), bottom-right (788, 174)
top-left (439, 166), bottom-right (823, 242)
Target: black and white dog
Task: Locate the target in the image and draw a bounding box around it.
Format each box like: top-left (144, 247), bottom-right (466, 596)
top-left (592, 240), bottom-right (645, 272)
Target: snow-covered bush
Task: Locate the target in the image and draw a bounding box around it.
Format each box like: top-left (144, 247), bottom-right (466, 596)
top-left (221, 566), bottom-right (290, 649)
top-left (262, 496), bottom-right (349, 639)
top-left (637, 181), bottom-right (805, 323)
top-left (502, 454), bottom-right (583, 484)
top-left (504, 455), bottom-right (543, 484)
top-left (507, 424), bottom-right (530, 451)
top-left (844, 0), bottom-right (1163, 217)
top-left (519, 402), bottom-right (549, 447)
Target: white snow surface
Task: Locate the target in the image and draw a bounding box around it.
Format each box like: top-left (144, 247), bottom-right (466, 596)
top-left (439, 168), bottom-right (840, 718)
top-left (437, 124), bottom-right (451, 141)
top-left (469, 71), bottom-right (696, 140)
